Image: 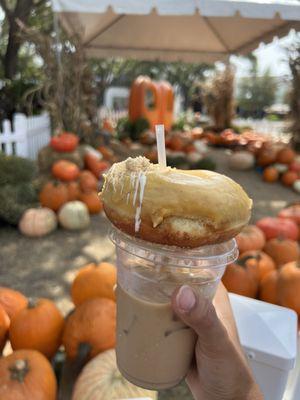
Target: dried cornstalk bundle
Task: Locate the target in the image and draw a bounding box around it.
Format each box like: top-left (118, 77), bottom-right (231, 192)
top-left (203, 65), bottom-right (235, 131)
top-left (21, 23), bottom-right (98, 137)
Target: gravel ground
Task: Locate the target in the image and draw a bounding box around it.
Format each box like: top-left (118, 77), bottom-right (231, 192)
top-left (0, 148), bottom-right (298, 399)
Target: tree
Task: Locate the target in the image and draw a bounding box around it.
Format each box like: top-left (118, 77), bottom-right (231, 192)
top-left (289, 38), bottom-right (300, 150)
top-left (0, 0), bottom-right (52, 119)
top-left (0, 0), bottom-right (51, 79)
top-left (237, 54), bottom-right (277, 118)
top-left (89, 58), bottom-right (213, 107)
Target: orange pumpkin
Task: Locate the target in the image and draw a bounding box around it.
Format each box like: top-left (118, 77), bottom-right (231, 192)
top-left (0, 349), bottom-right (57, 400)
top-left (144, 150), bottom-right (158, 163)
top-left (52, 160), bottom-right (80, 182)
top-left (62, 298), bottom-right (116, 360)
top-left (85, 153), bottom-right (110, 178)
top-left (278, 205), bottom-right (300, 226)
top-left (259, 270), bottom-right (279, 305)
top-left (9, 298), bottom-right (64, 359)
top-left (256, 217), bottom-right (299, 241)
top-left (277, 261), bottom-right (300, 314)
top-left (240, 250), bottom-right (276, 282)
top-left (263, 237), bottom-right (300, 267)
top-left (184, 144), bottom-right (196, 154)
top-left (79, 191), bottom-right (103, 214)
top-left (235, 225), bottom-right (265, 253)
top-left (50, 131), bottom-right (79, 153)
top-left (263, 166), bottom-right (279, 183)
top-left (222, 253), bottom-right (260, 298)
top-left (0, 304), bottom-right (10, 353)
top-left (79, 170), bottom-right (98, 193)
top-left (71, 262), bottom-right (117, 306)
top-left (98, 146), bottom-right (114, 161)
top-left (168, 136), bottom-right (185, 151)
top-left (277, 147), bottom-right (296, 165)
top-left (0, 287), bottom-right (28, 320)
top-left (39, 181), bottom-right (69, 212)
top-left (66, 181), bottom-right (81, 201)
top-left (257, 148), bottom-right (277, 167)
top-left (281, 171), bottom-right (298, 186)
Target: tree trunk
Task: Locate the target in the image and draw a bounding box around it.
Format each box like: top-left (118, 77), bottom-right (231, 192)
top-left (3, 0), bottom-right (33, 79)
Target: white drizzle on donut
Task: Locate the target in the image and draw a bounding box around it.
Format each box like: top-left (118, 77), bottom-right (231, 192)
top-left (134, 172), bottom-right (147, 232)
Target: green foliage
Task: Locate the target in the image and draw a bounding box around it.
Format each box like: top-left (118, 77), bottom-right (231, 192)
top-left (0, 153), bottom-right (38, 225)
top-left (266, 114), bottom-right (281, 121)
top-left (0, 153), bottom-right (37, 185)
top-left (0, 182), bottom-right (38, 225)
top-left (190, 157), bottom-right (216, 171)
top-left (116, 117), bottom-right (149, 141)
top-left (237, 54), bottom-right (277, 118)
top-left (172, 111), bottom-right (196, 131)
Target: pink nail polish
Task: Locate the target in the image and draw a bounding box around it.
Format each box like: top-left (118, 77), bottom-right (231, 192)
top-left (176, 285), bottom-right (196, 313)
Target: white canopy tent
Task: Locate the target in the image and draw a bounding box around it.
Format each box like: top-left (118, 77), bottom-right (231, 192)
top-left (52, 0), bottom-right (300, 63)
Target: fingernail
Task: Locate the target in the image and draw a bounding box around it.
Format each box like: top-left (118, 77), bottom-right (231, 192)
top-left (176, 285), bottom-right (196, 313)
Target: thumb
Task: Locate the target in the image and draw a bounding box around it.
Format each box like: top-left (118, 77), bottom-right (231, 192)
top-left (172, 285), bottom-right (230, 353)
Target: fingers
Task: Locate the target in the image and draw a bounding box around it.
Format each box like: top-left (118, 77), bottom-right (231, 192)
top-left (171, 285), bottom-right (230, 353)
top-left (213, 283), bottom-right (241, 344)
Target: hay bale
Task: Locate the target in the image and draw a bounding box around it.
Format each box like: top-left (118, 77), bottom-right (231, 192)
top-left (38, 145), bottom-right (84, 173)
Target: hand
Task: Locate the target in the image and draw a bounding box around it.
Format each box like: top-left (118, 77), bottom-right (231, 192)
top-left (172, 283), bottom-right (263, 400)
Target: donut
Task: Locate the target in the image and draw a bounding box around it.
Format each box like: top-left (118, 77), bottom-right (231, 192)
top-left (101, 157), bottom-right (252, 248)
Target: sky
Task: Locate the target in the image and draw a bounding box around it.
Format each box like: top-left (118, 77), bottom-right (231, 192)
top-left (231, 31), bottom-right (296, 78)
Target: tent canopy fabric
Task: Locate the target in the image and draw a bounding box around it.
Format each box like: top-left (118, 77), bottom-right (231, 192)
top-left (52, 0), bottom-right (300, 62)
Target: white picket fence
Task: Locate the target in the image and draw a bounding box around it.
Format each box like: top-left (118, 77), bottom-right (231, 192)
top-left (0, 112), bottom-right (51, 160)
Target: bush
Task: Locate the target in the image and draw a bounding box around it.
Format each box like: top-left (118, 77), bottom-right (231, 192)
top-left (0, 153), bottom-right (37, 185)
top-left (0, 183), bottom-right (38, 225)
top-left (0, 153), bottom-right (38, 225)
top-left (117, 117), bottom-right (149, 141)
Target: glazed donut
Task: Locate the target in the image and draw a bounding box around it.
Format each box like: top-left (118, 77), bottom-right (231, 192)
top-left (101, 157), bottom-right (252, 248)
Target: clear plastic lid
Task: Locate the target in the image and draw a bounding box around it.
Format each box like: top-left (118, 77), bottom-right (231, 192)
top-left (110, 226), bottom-right (238, 269)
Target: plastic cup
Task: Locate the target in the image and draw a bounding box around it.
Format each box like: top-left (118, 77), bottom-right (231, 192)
top-left (110, 226), bottom-right (238, 391)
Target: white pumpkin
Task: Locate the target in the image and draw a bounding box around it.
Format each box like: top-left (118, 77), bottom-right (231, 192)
top-left (19, 208), bottom-right (57, 237)
top-left (72, 349), bottom-right (157, 400)
top-left (229, 151), bottom-right (255, 170)
top-left (293, 180), bottom-right (300, 193)
top-left (58, 201), bottom-right (90, 230)
top-left (273, 163), bottom-right (288, 174)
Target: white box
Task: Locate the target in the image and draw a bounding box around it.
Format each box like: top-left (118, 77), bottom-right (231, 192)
top-left (229, 294), bottom-right (298, 400)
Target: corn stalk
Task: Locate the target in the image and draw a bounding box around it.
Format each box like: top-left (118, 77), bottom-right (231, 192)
top-left (20, 22), bottom-right (98, 137)
top-left (203, 65), bottom-right (235, 131)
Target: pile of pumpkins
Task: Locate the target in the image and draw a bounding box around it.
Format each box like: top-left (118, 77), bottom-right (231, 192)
top-left (258, 145), bottom-right (300, 192)
top-left (223, 203), bottom-right (300, 315)
top-left (0, 262), bottom-right (157, 400)
top-left (203, 129), bottom-right (268, 150)
top-left (145, 128), bottom-right (216, 170)
top-left (19, 132), bottom-right (112, 237)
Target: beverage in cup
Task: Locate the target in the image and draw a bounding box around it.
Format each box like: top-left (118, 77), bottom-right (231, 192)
top-left (110, 227), bottom-right (238, 390)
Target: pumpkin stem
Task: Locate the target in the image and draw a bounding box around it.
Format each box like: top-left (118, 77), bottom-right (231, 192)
top-left (237, 254), bottom-right (259, 267)
top-left (27, 298), bottom-right (37, 309)
top-left (9, 359), bottom-right (30, 383)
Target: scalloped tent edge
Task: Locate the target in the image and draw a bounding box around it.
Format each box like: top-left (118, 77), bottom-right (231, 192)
top-left (51, 0), bottom-right (300, 62)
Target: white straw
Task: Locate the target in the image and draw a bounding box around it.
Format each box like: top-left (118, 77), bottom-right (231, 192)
top-left (155, 124), bottom-right (167, 167)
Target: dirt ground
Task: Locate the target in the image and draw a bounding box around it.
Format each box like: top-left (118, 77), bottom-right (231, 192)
top-left (0, 148), bottom-right (299, 399)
